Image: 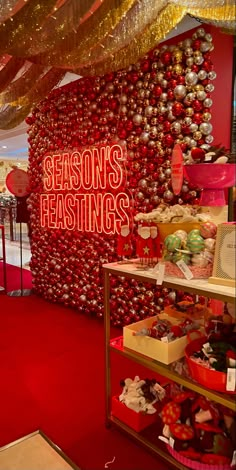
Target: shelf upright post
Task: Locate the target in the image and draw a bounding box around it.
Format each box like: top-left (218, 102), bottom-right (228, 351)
top-left (104, 268), bottom-right (112, 426)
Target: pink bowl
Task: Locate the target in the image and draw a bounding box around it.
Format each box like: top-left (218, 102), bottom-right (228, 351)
top-left (184, 164), bottom-right (236, 206)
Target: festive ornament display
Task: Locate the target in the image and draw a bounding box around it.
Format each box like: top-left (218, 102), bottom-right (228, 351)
top-left (27, 27), bottom-right (216, 325)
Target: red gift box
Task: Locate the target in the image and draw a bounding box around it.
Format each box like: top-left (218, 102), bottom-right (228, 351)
top-left (111, 395), bottom-right (158, 432)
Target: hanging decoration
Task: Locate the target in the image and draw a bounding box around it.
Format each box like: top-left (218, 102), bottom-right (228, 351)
top-left (0, 0), bottom-right (234, 128)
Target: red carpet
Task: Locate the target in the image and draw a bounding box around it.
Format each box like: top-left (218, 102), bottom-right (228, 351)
top-left (0, 270), bottom-right (172, 470)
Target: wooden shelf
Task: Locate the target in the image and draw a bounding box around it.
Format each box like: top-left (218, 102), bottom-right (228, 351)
top-left (109, 337), bottom-right (235, 411)
top-left (103, 260), bottom-right (235, 303)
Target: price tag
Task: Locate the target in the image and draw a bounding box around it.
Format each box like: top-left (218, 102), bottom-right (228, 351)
top-left (152, 262), bottom-right (159, 273)
top-left (226, 368), bottom-right (236, 392)
top-left (161, 336), bottom-right (168, 343)
top-left (156, 263), bottom-right (165, 285)
top-left (231, 450), bottom-right (236, 467)
top-left (176, 260), bottom-right (193, 280)
top-left (158, 436), bottom-right (169, 445)
top-left (169, 437), bottom-right (175, 448)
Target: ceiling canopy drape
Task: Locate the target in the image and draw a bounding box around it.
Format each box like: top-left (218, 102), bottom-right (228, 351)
top-left (0, 0), bottom-right (235, 129)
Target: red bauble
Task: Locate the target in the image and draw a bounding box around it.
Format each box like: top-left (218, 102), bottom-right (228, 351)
top-left (192, 112), bottom-right (203, 124)
top-left (202, 60), bottom-right (213, 72)
top-left (192, 100), bottom-right (203, 112)
top-left (167, 90), bottom-right (174, 100)
top-left (153, 85), bottom-right (163, 97)
top-left (192, 39), bottom-right (202, 50)
top-left (163, 120), bottom-right (171, 132)
top-left (161, 51), bottom-right (172, 65)
top-left (172, 102), bottom-right (184, 117)
top-left (141, 59), bottom-right (151, 72)
top-left (191, 147), bottom-right (205, 162)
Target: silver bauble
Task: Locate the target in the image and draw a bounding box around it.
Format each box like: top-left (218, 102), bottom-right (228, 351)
top-left (205, 135), bottom-right (214, 144)
top-left (133, 113), bottom-right (143, 126)
top-left (139, 131), bottom-right (150, 143)
top-left (200, 42), bottom-right (211, 53)
top-left (196, 90), bottom-right (206, 101)
top-left (205, 84), bottom-right (214, 93)
top-left (198, 70), bottom-right (207, 80)
top-left (185, 72), bottom-right (198, 86)
top-left (208, 71), bottom-right (217, 80)
top-left (203, 98), bottom-right (213, 108)
top-left (199, 122), bottom-right (213, 135)
top-left (174, 85), bottom-right (187, 100)
top-left (163, 190), bottom-right (174, 202)
top-left (145, 106), bottom-right (153, 117)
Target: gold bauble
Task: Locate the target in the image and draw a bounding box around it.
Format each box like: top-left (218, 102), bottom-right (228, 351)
top-left (172, 50), bottom-right (183, 64)
top-left (202, 112), bottom-right (212, 122)
top-left (194, 84), bottom-right (204, 92)
top-left (185, 107), bottom-right (194, 116)
top-left (193, 131), bottom-right (202, 141)
top-left (173, 64), bottom-right (183, 75)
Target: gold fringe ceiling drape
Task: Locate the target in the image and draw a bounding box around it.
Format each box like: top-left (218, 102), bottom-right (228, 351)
top-left (0, 0), bottom-right (235, 129)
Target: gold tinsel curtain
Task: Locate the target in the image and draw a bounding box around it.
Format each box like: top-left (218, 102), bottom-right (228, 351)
top-left (0, 0), bottom-right (235, 129)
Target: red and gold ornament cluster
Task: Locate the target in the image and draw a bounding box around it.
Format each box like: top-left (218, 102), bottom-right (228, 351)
top-left (26, 27), bottom-right (215, 325)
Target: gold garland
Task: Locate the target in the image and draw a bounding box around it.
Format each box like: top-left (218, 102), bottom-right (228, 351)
top-left (0, 56), bottom-right (25, 93)
top-left (11, 67), bottom-right (65, 107)
top-left (0, 0), bottom-right (58, 55)
top-left (0, 69), bottom-right (65, 129)
top-left (0, 103), bottom-right (32, 129)
top-left (27, 0), bottom-right (137, 67)
top-left (0, 0), bottom-right (235, 129)
top-left (74, 4), bottom-right (187, 76)
top-left (0, 63), bottom-right (46, 105)
top-left (61, 0), bottom-right (168, 69)
top-left (6, 0), bottom-right (96, 57)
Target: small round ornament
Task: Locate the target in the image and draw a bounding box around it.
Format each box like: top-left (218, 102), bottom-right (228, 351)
top-left (164, 234), bottom-right (182, 252)
top-left (202, 249), bottom-right (214, 264)
top-left (204, 237), bottom-right (216, 252)
top-left (188, 229), bottom-right (201, 238)
top-left (173, 230), bottom-right (188, 243)
top-left (186, 234), bottom-right (205, 253)
top-left (200, 221), bottom-right (217, 239)
top-left (172, 251), bottom-right (191, 265)
top-left (191, 252), bottom-right (209, 268)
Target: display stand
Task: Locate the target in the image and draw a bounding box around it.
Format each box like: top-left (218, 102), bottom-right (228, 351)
top-left (7, 221), bottom-right (31, 297)
top-left (7, 197), bottom-right (31, 297)
top-left (103, 261), bottom-right (235, 469)
top-left (5, 170), bottom-right (32, 297)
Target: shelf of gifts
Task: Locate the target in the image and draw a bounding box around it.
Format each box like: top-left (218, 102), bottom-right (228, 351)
top-left (104, 261), bottom-right (235, 303)
top-left (111, 378), bottom-right (236, 470)
top-left (109, 337), bottom-right (235, 412)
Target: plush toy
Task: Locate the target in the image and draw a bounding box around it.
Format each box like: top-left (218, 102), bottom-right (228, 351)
top-left (119, 376), bottom-right (166, 414)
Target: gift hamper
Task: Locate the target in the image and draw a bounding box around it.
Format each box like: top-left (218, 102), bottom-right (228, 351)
top-left (159, 388), bottom-right (236, 470)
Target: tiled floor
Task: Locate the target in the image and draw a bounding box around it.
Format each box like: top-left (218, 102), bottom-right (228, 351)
top-left (0, 223), bottom-right (31, 269)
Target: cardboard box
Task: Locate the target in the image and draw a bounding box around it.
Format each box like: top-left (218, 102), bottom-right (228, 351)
top-left (123, 313), bottom-right (189, 365)
top-left (111, 396), bottom-right (158, 432)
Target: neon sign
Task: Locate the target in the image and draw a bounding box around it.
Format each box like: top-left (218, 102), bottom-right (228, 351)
top-left (40, 144), bottom-right (130, 235)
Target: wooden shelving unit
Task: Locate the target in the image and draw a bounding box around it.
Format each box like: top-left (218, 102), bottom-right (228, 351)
top-left (103, 260), bottom-right (235, 470)
top-left (0, 224), bottom-right (7, 294)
